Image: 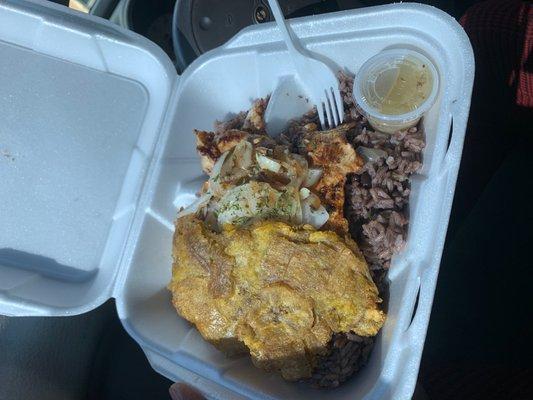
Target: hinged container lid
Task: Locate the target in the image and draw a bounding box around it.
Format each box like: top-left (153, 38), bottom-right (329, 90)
top-left (0, 0), bottom-right (177, 316)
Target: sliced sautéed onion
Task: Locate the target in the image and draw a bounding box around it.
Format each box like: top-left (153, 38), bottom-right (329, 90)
top-left (176, 192), bottom-right (213, 219)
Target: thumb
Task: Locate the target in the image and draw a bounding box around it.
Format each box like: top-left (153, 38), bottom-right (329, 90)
top-left (169, 382), bottom-right (206, 400)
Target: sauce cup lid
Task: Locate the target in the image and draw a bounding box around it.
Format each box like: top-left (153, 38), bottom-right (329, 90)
top-left (353, 49), bottom-right (440, 124)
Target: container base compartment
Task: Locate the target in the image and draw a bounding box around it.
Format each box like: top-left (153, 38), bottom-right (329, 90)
top-left (116, 4), bottom-right (473, 400)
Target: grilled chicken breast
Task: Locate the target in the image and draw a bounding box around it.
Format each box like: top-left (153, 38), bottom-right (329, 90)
top-left (297, 122), bottom-right (363, 234)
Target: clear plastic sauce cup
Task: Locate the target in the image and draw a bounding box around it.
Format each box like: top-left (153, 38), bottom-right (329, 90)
top-left (353, 49), bottom-right (439, 134)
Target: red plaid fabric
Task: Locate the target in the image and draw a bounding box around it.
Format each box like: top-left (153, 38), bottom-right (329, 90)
top-left (461, 0), bottom-right (533, 108)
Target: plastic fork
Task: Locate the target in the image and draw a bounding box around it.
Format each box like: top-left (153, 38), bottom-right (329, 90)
top-left (267, 0), bottom-right (343, 129)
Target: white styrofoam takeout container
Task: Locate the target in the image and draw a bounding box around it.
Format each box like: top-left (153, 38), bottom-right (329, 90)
top-left (0, 0), bottom-right (474, 398)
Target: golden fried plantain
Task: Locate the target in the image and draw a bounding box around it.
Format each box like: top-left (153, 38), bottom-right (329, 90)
top-left (169, 215), bottom-right (385, 380)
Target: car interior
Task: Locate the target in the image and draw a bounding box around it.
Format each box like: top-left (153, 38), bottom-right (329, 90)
top-left (0, 1), bottom-right (531, 400)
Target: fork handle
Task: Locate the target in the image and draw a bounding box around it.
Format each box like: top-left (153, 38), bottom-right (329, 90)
top-left (267, 0), bottom-right (302, 56)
